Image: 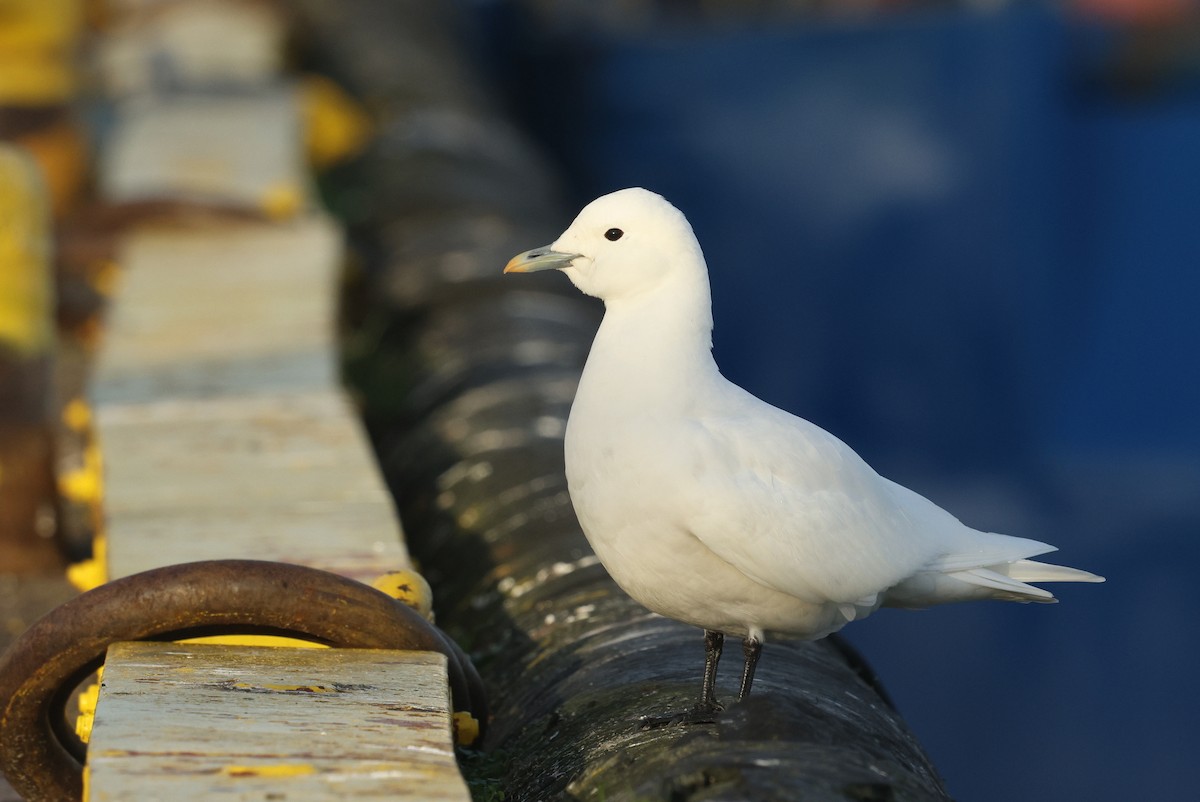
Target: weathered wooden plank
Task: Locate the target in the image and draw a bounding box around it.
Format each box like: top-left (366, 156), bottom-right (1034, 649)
top-left (98, 391), bottom-right (388, 512)
top-left (87, 642), bottom-right (469, 801)
top-left (99, 91), bottom-right (306, 212)
top-left (95, 1), bottom-right (287, 95)
top-left (98, 389), bottom-right (408, 581)
top-left (93, 218), bottom-right (339, 406)
top-left (103, 503), bottom-right (404, 585)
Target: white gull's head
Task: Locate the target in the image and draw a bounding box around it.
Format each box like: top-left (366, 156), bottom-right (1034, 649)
top-left (504, 187), bottom-right (706, 303)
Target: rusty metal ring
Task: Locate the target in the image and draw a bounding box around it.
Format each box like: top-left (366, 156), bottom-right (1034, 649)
top-left (0, 559), bottom-right (487, 801)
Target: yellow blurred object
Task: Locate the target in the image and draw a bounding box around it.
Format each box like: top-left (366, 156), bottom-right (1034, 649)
top-left (63, 397), bottom-right (92, 431)
top-left (300, 74), bottom-right (373, 170)
top-left (371, 568), bottom-right (435, 622)
top-left (93, 259), bottom-right (122, 297)
top-left (452, 711), bottom-right (480, 747)
top-left (0, 0), bottom-right (83, 103)
top-left (260, 181), bottom-right (303, 220)
top-left (67, 531), bottom-right (107, 591)
top-left (0, 145), bottom-right (54, 355)
top-left (59, 437), bottom-right (103, 505)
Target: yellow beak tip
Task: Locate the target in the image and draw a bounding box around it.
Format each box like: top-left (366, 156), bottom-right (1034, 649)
top-left (504, 247), bottom-right (577, 275)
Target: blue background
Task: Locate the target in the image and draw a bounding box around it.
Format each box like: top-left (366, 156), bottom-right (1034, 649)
top-left (484, 7), bottom-right (1199, 801)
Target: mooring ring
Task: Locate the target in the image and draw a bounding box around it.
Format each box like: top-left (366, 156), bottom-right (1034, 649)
top-left (0, 559), bottom-right (487, 801)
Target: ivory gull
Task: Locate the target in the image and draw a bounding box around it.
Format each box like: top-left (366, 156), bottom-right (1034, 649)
top-left (505, 187), bottom-right (1103, 711)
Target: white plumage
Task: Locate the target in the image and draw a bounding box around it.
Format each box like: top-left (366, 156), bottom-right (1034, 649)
top-left (505, 187), bottom-right (1103, 709)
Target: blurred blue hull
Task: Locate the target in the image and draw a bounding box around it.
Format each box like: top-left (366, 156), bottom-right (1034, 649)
top-left (495, 8), bottom-right (1200, 801)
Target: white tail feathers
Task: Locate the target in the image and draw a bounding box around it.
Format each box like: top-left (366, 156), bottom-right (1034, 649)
top-left (950, 567), bottom-right (1055, 602)
top-left (887, 556), bottom-right (1106, 608)
top-left (1005, 559), bottom-right (1106, 585)
top-left (950, 559), bottom-right (1105, 604)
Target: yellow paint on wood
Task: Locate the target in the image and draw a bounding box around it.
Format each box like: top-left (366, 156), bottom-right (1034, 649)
top-left (0, 146), bottom-right (54, 355)
top-left (75, 666), bottom-right (104, 744)
top-left (221, 763), bottom-right (317, 779)
top-left (176, 635), bottom-right (327, 650)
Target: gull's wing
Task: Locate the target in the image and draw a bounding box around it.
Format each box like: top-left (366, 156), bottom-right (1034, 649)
top-left (678, 388), bottom-right (1047, 607)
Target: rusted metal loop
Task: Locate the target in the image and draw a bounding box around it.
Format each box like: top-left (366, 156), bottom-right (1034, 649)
top-left (0, 559), bottom-right (487, 802)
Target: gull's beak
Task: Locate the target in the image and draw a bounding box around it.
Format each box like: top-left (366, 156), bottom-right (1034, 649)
top-left (504, 247), bottom-right (580, 274)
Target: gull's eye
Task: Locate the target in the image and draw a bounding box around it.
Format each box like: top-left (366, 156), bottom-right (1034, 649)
top-left (604, 228), bottom-right (624, 241)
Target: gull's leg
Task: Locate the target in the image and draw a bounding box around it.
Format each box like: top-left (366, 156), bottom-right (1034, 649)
top-left (638, 629), bottom-right (725, 729)
top-left (695, 629), bottom-right (725, 712)
top-left (737, 635), bottom-right (762, 701)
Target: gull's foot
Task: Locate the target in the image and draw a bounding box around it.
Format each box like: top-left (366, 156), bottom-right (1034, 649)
top-left (637, 703), bottom-right (722, 730)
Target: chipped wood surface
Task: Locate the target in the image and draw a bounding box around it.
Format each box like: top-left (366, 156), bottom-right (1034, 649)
top-left (87, 642), bottom-right (469, 801)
